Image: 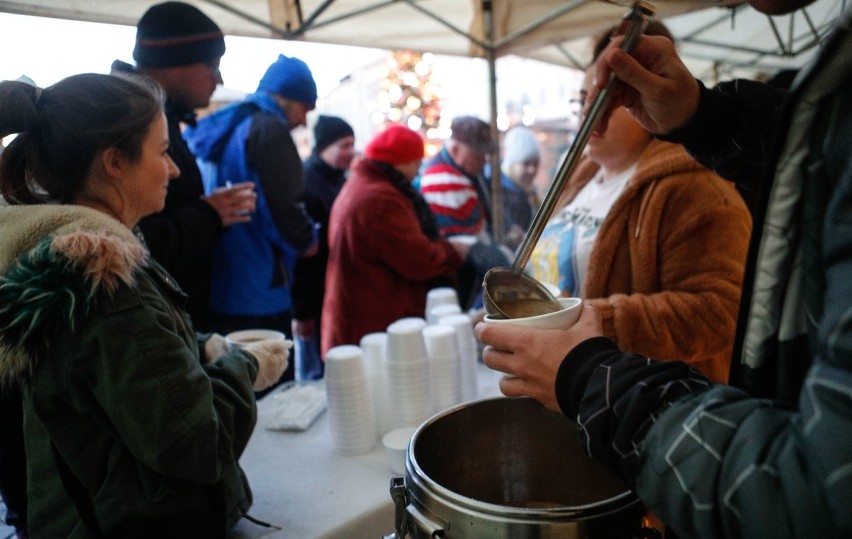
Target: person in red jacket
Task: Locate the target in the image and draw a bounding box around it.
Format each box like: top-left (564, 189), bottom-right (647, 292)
top-left (322, 125), bottom-right (471, 354)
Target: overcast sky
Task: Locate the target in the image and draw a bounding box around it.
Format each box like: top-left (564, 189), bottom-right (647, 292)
top-left (0, 12), bottom-right (387, 96)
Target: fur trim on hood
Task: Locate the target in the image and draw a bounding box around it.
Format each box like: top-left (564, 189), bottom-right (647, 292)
top-left (0, 205), bottom-right (147, 383)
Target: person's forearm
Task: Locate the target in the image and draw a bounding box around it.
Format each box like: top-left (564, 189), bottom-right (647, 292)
top-left (556, 337), bottom-right (711, 480)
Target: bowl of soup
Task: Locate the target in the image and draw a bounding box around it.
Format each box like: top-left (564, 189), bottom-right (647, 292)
top-left (483, 297), bottom-right (582, 329)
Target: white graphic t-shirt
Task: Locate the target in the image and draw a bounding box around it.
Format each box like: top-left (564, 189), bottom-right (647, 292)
top-left (528, 164), bottom-right (635, 296)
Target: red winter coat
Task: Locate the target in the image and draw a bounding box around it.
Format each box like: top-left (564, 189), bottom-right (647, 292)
top-left (321, 159), bottom-right (463, 355)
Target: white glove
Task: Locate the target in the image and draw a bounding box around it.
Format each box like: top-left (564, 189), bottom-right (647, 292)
top-left (244, 339), bottom-right (292, 391)
top-left (203, 333), bottom-right (230, 363)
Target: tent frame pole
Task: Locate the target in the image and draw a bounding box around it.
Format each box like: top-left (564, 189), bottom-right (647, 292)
top-left (483, 0), bottom-right (504, 245)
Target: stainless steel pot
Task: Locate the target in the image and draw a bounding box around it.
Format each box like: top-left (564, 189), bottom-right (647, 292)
top-left (388, 397), bottom-right (655, 539)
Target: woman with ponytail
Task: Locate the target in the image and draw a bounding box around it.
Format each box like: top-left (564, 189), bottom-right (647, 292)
top-left (0, 73), bottom-right (286, 537)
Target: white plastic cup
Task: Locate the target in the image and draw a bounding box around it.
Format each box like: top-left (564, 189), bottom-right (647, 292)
top-left (423, 325), bottom-right (463, 412)
top-left (324, 344), bottom-right (367, 381)
top-left (360, 332), bottom-right (390, 438)
top-left (427, 303), bottom-right (463, 325)
top-left (324, 345), bottom-right (376, 455)
top-left (438, 314), bottom-right (479, 402)
top-left (384, 357), bottom-right (431, 430)
top-left (382, 427), bottom-right (417, 476)
top-left (385, 318), bottom-right (428, 363)
top-left (423, 324), bottom-right (460, 358)
top-left (425, 287), bottom-right (460, 319)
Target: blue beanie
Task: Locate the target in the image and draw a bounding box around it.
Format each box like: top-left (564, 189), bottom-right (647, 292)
top-left (256, 54), bottom-right (317, 108)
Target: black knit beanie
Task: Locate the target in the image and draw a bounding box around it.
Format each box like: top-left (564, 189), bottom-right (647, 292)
top-left (134, 2), bottom-right (226, 68)
top-left (313, 115), bottom-right (355, 153)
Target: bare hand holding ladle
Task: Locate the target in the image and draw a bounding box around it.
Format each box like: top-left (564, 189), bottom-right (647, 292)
top-left (482, 1), bottom-right (655, 319)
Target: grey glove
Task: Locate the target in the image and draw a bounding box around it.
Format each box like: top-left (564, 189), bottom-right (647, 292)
top-left (244, 339), bottom-right (293, 391)
top-left (203, 333), bottom-right (230, 363)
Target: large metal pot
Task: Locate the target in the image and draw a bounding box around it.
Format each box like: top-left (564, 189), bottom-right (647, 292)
top-left (389, 397), bottom-right (654, 538)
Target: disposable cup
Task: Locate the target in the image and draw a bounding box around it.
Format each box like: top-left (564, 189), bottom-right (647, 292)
top-left (427, 303), bottom-right (463, 325)
top-left (385, 318), bottom-right (428, 363)
top-left (437, 314), bottom-right (479, 401)
top-left (383, 427), bottom-right (417, 475)
top-left (423, 325), bottom-right (460, 358)
top-left (425, 287), bottom-right (460, 316)
top-left (483, 297), bottom-right (583, 329)
top-left (390, 317), bottom-right (427, 330)
top-left (384, 358), bottom-right (429, 380)
top-left (325, 388), bottom-right (372, 407)
top-left (360, 332), bottom-right (390, 438)
top-left (326, 360), bottom-right (376, 455)
top-left (325, 345), bottom-right (366, 381)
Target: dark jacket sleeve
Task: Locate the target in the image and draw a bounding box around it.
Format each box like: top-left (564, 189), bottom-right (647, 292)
top-left (557, 333), bottom-right (852, 538)
top-left (660, 79), bottom-right (787, 209)
top-left (555, 337), bottom-right (711, 475)
top-left (137, 198), bottom-right (222, 274)
top-left (291, 162), bottom-right (330, 320)
top-left (246, 114), bottom-right (316, 252)
top-left (137, 117), bottom-right (224, 276)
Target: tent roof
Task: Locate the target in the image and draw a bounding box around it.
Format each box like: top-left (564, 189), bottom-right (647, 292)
top-left (0, 0), bottom-right (842, 82)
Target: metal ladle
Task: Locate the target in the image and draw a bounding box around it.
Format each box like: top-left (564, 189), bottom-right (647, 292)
top-left (483, 0), bottom-right (655, 319)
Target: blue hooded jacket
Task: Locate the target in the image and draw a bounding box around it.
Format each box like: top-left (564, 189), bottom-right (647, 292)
top-left (187, 93), bottom-right (304, 316)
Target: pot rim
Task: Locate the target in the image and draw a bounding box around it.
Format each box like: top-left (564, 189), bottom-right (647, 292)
top-left (405, 396), bottom-right (642, 521)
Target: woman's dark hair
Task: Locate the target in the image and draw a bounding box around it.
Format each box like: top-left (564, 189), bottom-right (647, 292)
top-left (0, 73), bottom-right (164, 204)
top-left (591, 19), bottom-right (675, 62)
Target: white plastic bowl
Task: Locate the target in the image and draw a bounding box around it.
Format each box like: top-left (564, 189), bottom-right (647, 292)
top-left (225, 329), bottom-right (287, 349)
top-left (483, 297), bottom-right (582, 329)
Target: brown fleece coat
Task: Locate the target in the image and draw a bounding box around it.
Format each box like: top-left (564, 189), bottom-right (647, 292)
top-left (560, 140), bottom-right (751, 382)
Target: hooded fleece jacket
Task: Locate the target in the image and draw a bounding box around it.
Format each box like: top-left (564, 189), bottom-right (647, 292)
top-left (560, 139), bottom-right (752, 383)
top-left (0, 204), bottom-right (258, 537)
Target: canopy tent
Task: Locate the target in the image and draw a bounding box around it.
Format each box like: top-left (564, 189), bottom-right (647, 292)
top-left (1, 0), bottom-right (842, 237)
top-left (0, 0), bottom-right (841, 81)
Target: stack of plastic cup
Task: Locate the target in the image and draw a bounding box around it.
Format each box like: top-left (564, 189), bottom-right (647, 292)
top-left (360, 332), bottom-right (390, 438)
top-left (427, 303), bottom-right (462, 325)
top-left (438, 313), bottom-right (479, 402)
top-left (384, 317), bottom-right (432, 430)
top-left (324, 345), bottom-right (376, 455)
top-left (422, 324), bottom-right (463, 413)
top-left (393, 316), bottom-right (428, 330)
top-left (425, 287), bottom-right (460, 323)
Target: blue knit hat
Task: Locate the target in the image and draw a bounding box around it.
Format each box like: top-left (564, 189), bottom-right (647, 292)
top-left (256, 55), bottom-right (318, 108)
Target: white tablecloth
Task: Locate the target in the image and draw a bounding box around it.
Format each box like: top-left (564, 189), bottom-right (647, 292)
top-left (230, 363), bottom-right (504, 538)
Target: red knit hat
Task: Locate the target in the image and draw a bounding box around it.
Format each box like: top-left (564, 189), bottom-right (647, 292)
top-left (364, 125), bottom-right (424, 165)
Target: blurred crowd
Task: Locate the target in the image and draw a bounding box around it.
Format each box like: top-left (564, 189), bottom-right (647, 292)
top-left (1, 0), bottom-right (850, 536)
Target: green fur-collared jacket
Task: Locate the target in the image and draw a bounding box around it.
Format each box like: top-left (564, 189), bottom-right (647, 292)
top-left (0, 204), bottom-right (258, 537)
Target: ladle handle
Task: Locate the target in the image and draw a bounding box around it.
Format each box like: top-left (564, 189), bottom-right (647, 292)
top-left (510, 0), bottom-right (655, 276)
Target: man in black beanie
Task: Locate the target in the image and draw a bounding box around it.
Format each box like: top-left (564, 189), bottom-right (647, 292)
top-left (291, 116), bottom-right (356, 380)
top-left (111, 1), bottom-right (256, 332)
